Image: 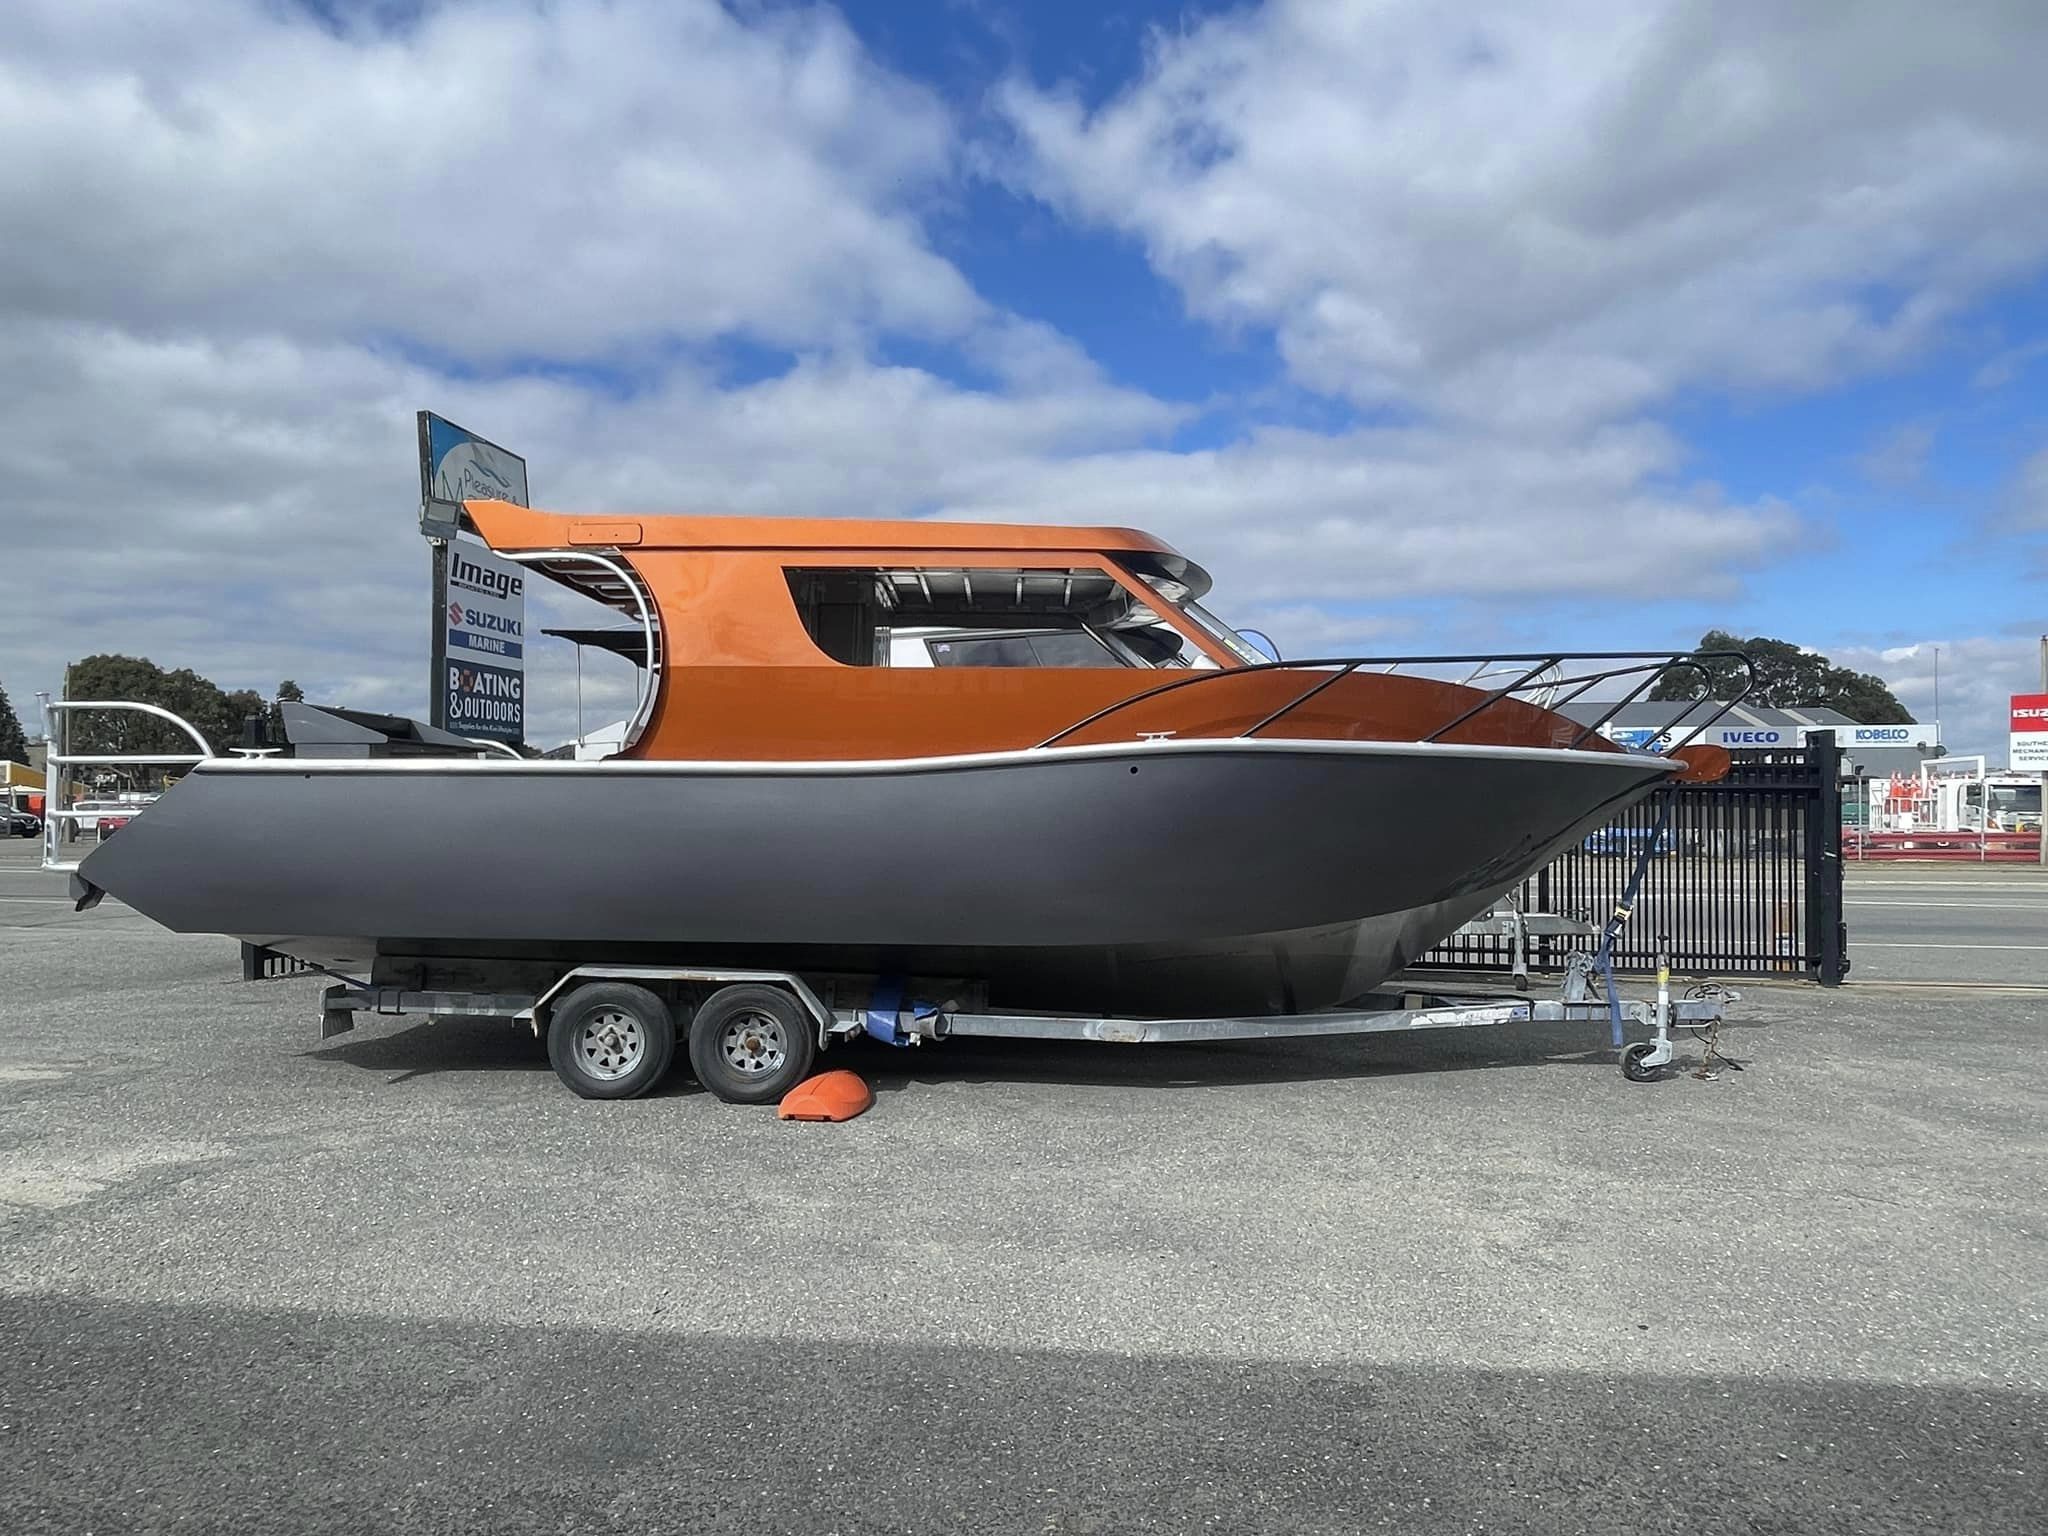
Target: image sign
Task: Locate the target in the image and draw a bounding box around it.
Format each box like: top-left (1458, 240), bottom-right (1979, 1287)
top-left (2011, 693), bottom-right (2048, 772)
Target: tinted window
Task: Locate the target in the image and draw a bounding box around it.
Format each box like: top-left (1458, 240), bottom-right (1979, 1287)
top-left (926, 631), bottom-right (1117, 668)
top-left (1027, 631), bottom-right (1118, 667)
top-left (927, 636), bottom-right (1042, 668)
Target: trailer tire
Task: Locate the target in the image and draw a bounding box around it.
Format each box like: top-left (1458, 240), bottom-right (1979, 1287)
top-left (1620, 1041), bottom-right (1661, 1083)
top-left (687, 985), bottom-right (816, 1105)
top-left (547, 983), bottom-right (676, 1100)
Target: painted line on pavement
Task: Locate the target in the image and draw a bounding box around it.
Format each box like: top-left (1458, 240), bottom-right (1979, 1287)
top-left (1852, 942), bottom-right (2048, 951)
top-left (1843, 900), bottom-right (2048, 910)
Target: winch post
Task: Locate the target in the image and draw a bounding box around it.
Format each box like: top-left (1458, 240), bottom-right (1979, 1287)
top-left (1592, 789), bottom-right (1678, 1047)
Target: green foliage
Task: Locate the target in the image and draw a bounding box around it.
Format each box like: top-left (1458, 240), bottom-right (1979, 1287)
top-left (1650, 630), bottom-right (1913, 722)
top-left (266, 678), bottom-right (306, 741)
top-left (0, 678), bottom-right (29, 766)
top-left (63, 655), bottom-right (275, 774)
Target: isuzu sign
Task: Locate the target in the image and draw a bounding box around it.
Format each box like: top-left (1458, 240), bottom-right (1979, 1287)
top-left (2012, 693), bottom-right (2048, 772)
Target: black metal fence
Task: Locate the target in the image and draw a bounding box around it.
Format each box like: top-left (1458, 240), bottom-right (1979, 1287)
top-left (1419, 734), bottom-right (1847, 984)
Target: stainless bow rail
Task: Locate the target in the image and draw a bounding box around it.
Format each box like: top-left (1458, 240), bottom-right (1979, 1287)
top-left (1035, 650), bottom-right (1756, 751)
top-left (36, 694), bottom-right (216, 874)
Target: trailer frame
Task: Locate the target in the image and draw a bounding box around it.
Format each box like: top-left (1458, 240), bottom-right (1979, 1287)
top-left (312, 944), bottom-right (1736, 1095)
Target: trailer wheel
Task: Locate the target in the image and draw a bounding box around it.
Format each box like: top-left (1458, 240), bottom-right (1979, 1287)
top-left (1620, 1041), bottom-right (1661, 1083)
top-left (687, 985), bottom-right (816, 1105)
top-left (547, 983), bottom-right (676, 1100)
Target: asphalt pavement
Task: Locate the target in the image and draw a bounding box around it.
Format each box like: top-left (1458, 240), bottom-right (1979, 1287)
top-left (1, 836), bottom-right (2043, 1533)
top-left (1842, 861), bottom-right (2048, 985)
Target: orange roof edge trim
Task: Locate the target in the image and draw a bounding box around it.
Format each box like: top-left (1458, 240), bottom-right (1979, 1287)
top-left (462, 498), bottom-right (1186, 560)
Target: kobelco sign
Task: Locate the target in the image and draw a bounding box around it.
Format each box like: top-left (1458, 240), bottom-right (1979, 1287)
top-left (1848, 723), bottom-right (1934, 748)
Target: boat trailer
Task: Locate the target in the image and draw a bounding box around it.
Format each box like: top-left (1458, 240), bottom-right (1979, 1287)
top-left (311, 939), bottom-right (1737, 1100)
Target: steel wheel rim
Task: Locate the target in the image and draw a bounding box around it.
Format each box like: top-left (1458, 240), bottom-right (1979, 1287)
top-left (719, 1010), bottom-right (787, 1077)
top-left (577, 1008), bottom-right (646, 1081)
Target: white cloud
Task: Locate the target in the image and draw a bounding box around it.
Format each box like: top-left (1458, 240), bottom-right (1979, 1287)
top-left (918, 419), bottom-right (1796, 605)
top-left (0, 0), bottom-right (975, 359)
top-left (1839, 637), bottom-right (2045, 762)
top-left (2015, 447), bottom-right (2048, 531)
top-left (1001, 0), bottom-right (2048, 431)
top-left (1857, 422), bottom-right (1935, 491)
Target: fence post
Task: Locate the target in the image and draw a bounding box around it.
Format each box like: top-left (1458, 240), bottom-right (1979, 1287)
top-left (1807, 731), bottom-right (1845, 986)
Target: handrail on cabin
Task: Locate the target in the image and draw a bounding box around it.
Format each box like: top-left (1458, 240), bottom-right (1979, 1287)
top-left (1033, 651), bottom-right (1757, 752)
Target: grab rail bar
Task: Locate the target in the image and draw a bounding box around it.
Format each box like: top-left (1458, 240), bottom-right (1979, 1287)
top-left (37, 695), bottom-right (216, 873)
top-left (1034, 651), bottom-right (1755, 753)
top-left (502, 549), bottom-right (663, 754)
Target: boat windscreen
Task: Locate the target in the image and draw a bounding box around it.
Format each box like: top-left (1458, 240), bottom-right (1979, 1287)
top-left (1122, 568), bottom-right (1269, 668)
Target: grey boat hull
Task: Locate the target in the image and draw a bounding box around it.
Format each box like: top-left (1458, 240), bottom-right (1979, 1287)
top-left (78, 739), bottom-right (1672, 1014)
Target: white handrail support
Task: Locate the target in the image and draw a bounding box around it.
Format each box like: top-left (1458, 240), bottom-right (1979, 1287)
top-left (502, 549), bottom-right (663, 753)
top-left (37, 693), bottom-right (215, 874)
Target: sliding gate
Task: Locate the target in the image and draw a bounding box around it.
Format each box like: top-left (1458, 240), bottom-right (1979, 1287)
top-left (1418, 733), bottom-right (1847, 985)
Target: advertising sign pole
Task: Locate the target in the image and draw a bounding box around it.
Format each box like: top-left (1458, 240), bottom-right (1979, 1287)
top-left (2039, 635), bottom-right (2047, 868)
top-left (418, 414), bottom-right (450, 730)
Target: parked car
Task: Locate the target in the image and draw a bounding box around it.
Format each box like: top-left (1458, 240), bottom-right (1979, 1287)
top-left (3, 806), bottom-right (40, 839)
top-left (66, 794), bottom-right (157, 842)
top-left (1581, 823), bottom-right (1677, 858)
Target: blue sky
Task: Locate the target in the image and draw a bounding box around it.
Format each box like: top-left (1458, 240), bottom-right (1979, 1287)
top-left (2, 0), bottom-right (2044, 754)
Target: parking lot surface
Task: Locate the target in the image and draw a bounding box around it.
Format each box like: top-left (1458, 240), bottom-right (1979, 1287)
top-left (1, 844), bottom-right (2042, 1533)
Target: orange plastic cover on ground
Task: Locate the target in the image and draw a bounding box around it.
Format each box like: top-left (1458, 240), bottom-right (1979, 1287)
top-left (778, 1069), bottom-right (874, 1122)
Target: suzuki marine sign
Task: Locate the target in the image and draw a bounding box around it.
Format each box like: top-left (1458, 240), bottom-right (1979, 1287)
top-left (2012, 693), bottom-right (2048, 772)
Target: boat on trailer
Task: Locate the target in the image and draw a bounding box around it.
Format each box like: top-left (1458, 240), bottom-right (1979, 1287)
top-left (52, 500), bottom-right (1747, 1100)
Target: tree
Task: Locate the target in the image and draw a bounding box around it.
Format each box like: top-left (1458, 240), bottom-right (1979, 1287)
top-left (1650, 630), bottom-right (1913, 722)
top-left (266, 679), bottom-right (305, 742)
top-left (62, 655), bottom-right (275, 781)
top-left (0, 678), bottom-right (29, 767)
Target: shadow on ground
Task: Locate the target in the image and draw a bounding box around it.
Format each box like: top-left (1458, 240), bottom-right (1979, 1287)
top-left (1, 1292), bottom-right (2037, 1535)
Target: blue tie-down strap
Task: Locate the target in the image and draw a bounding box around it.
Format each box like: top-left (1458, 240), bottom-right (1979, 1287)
top-left (862, 978), bottom-right (939, 1046)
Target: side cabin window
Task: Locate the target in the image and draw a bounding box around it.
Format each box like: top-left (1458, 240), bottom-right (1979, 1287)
top-left (783, 566), bottom-right (1195, 669)
top-left (927, 630), bottom-right (1117, 668)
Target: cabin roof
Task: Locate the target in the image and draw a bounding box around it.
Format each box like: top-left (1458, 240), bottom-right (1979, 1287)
top-left (464, 499), bottom-right (1188, 561)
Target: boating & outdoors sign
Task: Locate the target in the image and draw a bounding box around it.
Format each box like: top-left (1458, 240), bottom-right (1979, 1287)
top-left (2011, 693), bottom-right (2048, 772)
top-left (419, 411), bottom-right (529, 745)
